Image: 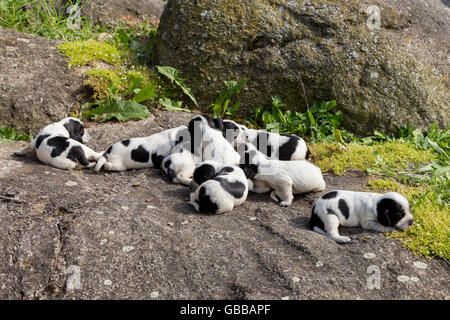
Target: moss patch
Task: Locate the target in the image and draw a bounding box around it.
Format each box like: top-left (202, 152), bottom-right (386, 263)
top-left (58, 40), bottom-right (122, 68)
top-left (310, 141), bottom-right (436, 175)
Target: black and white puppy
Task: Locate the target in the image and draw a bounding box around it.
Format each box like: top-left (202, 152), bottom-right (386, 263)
top-left (188, 115), bottom-right (240, 165)
top-left (94, 125), bottom-right (189, 172)
top-left (222, 120), bottom-right (310, 160)
top-left (161, 141), bottom-right (198, 186)
top-left (13, 117), bottom-right (101, 170)
top-left (189, 160), bottom-right (248, 214)
top-left (310, 190), bottom-right (414, 243)
top-left (240, 143), bottom-right (325, 206)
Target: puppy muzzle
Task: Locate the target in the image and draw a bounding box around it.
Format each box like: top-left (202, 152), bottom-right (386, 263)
top-left (395, 214), bottom-right (414, 231)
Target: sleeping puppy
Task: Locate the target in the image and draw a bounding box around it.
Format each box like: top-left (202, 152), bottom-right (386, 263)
top-left (222, 120), bottom-right (310, 160)
top-left (94, 125), bottom-right (189, 172)
top-left (14, 117), bottom-right (101, 170)
top-left (161, 141), bottom-right (198, 186)
top-left (240, 143), bottom-right (325, 206)
top-left (188, 115), bottom-right (240, 165)
top-left (310, 190), bottom-right (414, 244)
top-left (188, 160), bottom-right (248, 214)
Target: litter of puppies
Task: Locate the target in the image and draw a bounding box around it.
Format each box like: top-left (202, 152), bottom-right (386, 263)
top-left (13, 114), bottom-right (414, 243)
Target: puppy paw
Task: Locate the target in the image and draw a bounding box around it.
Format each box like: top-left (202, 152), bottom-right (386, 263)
top-left (279, 200), bottom-right (292, 207)
top-left (335, 236), bottom-right (352, 244)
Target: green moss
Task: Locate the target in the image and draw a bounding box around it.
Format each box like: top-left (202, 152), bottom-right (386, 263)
top-left (58, 40), bottom-right (122, 68)
top-left (310, 141), bottom-right (436, 175)
top-left (367, 178), bottom-right (449, 259)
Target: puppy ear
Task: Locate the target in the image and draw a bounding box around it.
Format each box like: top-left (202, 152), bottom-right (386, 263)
top-left (377, 198), bottom-right (404, 227)
top-left (213, 117), bottom-right (224, 131)
top-left (193, 163), bottom-right (216, 185)
top-left (63, 119), bottom-right (84, 143)
top-left (240, 164), bottom-right (258, 179)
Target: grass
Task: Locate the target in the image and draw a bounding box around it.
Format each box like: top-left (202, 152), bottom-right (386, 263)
top-left (0, 0), bottom-right (101, 41)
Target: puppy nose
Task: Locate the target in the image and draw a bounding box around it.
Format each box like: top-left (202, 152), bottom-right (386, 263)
top-left (408, 218), bottom-right (414, 226)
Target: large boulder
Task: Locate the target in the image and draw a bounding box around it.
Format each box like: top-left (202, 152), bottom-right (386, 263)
top-left (81, 0), bottom-right (166, 26)
top-left (154, 0), bottom-right (449, 134)
top-left (0, 111), bottom-right (448, 299)
top-left (0, 28), bottom-right (88, 135)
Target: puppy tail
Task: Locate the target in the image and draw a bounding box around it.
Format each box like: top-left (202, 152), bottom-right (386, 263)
top-left (13, 142), bottom-right (34, 156)
top-left (94, 154), bottom-right (107, 172)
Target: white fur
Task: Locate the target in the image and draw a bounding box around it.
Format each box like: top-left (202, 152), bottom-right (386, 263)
top-left (311, 190), bottom-right (414, 243)
top-left (189, 115), bottom-right (240, 165)
top-left (95, 126), bottom-right (188, 172)
top-left (241, 143), bottom-right (325, 206)
top-left (189, 160), bottom-right (249, 215)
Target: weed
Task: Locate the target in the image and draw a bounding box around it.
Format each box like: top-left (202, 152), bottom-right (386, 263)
top-left (208, 79), bottom-right (248, 118)
top-left (0, 126), bottom-right (31, 142)
top-left (58, 39), bottom-right (122, 68)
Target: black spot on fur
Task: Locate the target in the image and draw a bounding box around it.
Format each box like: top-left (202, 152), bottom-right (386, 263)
top-left (255, 132), bottom-right (272, 158)
top-left (240, 151), bottom-right (259, 178)
top-left (103, 145), bottom-right (113, 158)
top-left (322, 191), bottom-right (338, 199)
top-left (47, 136), bottom-right (70, 157)
top-left (67, 145), bottom-right (89, 166)
top-left (215, 177), bottom-right (246, 198)
top-left (327, 209), bottom-right (338, 217)
top-left (377, 198), bottom-right (405, 227)
top-left (205, 115), bottom-right (224, 131)
top-left (338, 199), bottom-right (350, 219)
top-left (279, 134), bottom-right (299, 161)
top-left (121, 139), bottom-right (130, 147)
top-left (63, 119), bottom-right (84, 143)
top-left (305, 147), bottom-right (311, 160)
top-left (163, 158), bottom-right (172, 169)
top-left (240, 164), bottom-right (258, 179)
top-left (198, 186), bottom-right (219, 214)
top-left (193, 163), bottom-right (216, 185)
top-left (167, 168), bottom-right (176, 181)
top-left (151, 153), bottom-right (164, 168)
top-left (36, 134), bottom-right (50, 149)
top-left (309, 205), bottom-right (325, 231)
top-left (131, 145), bottom-right (149, 163)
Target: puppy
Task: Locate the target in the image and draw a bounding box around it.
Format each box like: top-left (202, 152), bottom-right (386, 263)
top-left (161, 141), bottom-right (198, 186)
top-left (189, 160), bottom-right (248, 214)
top-left (95, 125), bottom-right (188, 172)
top-left (310, 190), bottom-right (414, 243)
top-left (13, 117), bottom-right (101, 170)
top-left (222, 120), bottom-right (310, 160)
top-left (188, 115), bottom-right (240, 165)
top-left (240, 143), bottom-right (325, 206)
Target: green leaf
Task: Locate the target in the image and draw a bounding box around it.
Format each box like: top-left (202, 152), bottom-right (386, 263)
top-left (426, 137), bottom-right (450, 161)
top-left (84, 99), bottom-right (151, 122)
top-left (156, 66), bottom-right (198, 106)
top-left (116, 29), bottom-right (130, 44)
top-left (159, 98), bottom-right (191, 112)
top-left (132, 85), bottom-right (155, 103)
top-left (0, 127), bottom-right (31, 143)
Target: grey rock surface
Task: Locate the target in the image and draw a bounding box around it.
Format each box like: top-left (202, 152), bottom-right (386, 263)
top-left (81, 0), bottom-right (166, 26)
top-left (154, 0), bottom-right (449, 134)
top-left (0, 29), bottom-right (88, 135)
top-left (0, 111), bottom-right (448, 299)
